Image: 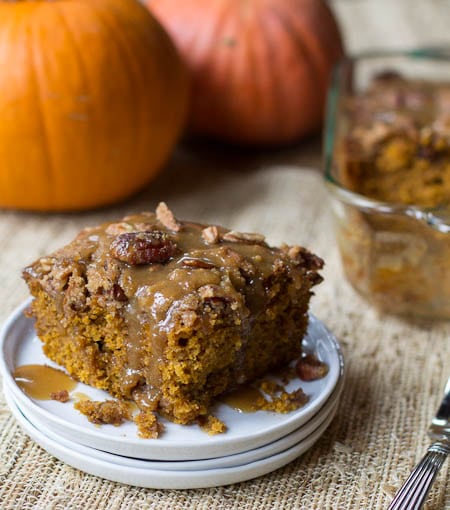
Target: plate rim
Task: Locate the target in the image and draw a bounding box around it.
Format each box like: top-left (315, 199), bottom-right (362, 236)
top-left (3, 383), bottom-right (338, 489)
top-left (0, 299), bottom-right (344, 460)
top-left (4, 374), bottom-right (344, 471)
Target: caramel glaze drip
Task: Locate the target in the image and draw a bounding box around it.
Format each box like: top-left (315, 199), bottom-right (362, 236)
top-left (13, 364), bottom-right (77, 400)
top-left (220, 385), bottom-right (263, 413)
top-left (24, 211), bottom-right (320, 410)
top-left (114, 220), bottom-right (277, 395)
top-left (72, 392), bottom-right (90, 402)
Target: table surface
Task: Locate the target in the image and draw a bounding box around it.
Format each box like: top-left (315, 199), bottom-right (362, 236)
top-left (1, 2), bottom-right (449, 509)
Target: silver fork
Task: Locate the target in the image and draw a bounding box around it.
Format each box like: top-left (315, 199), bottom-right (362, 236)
top-left (388, 376), bottom-right (450, 510)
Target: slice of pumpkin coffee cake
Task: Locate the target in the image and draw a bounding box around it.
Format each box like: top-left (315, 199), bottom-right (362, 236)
top-left (23, 203), bottom-right (323, 431)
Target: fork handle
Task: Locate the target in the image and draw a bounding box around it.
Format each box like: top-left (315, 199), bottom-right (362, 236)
top-left (388, 442), bottom-right (450, 510)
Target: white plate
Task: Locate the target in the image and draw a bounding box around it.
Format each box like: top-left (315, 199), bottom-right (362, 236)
top-left (0, 299), bottom-right (344, 460)
top-left (4, 384), bottom-right (338, 489)
top-left (6, 374), bottom-right (344, 471)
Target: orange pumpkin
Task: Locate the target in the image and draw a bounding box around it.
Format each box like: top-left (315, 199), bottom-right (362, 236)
top-left (0, 0), bottom-right (189, 211)
top-left (147, 0), bottom-right (344, 145)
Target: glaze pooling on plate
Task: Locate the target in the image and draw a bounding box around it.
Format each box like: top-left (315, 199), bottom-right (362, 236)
top-left (4, 382), bottom-right (342, 472)
top-left (4, 384), bottom-right (340, 489)
top-left (0, 300), bottom-right (344, 461)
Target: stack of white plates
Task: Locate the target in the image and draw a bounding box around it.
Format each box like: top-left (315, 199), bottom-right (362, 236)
top-left (0, 301), bottom-right (344, 489)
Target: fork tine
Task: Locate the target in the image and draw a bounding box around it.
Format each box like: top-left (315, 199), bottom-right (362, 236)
top-left (388, 375), bottom-right (450, 510)
top-left (388, 447), bottom-right (448, 510)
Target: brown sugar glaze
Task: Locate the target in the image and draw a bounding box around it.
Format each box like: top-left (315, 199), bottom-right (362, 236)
top-left (107, 220), bottom-right (272, 395)
top-left (220, 385), bottom-right (263, 412)
top-left (13, 364), bottom-right (77, 400)
top-left (22, 205), bottom-right (323, 424)
top-left (24, 214), bottom-right (301, 398)
top-left (72, 392), bottom-right (90, 402)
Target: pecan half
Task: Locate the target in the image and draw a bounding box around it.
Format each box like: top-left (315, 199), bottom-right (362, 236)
top-left (110, 231), bottom-right (178, 265)
top-left (156, 202), bottom-right (181, 232)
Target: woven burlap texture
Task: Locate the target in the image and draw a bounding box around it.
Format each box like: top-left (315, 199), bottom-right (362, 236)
top-left (1, 2), bottom-right (450, 507)
top-left (0, 158), bottom-right (449, 509)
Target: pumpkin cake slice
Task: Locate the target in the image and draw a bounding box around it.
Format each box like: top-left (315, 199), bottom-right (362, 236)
top-left (23, 203), bottom-right (323, 428)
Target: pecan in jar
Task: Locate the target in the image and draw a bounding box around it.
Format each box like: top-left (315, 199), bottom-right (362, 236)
top-left (110, 231), bottom-right (178, 265)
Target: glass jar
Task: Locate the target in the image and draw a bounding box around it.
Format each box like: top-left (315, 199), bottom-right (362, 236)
top-left (324, 48), bottom-right (450, 319)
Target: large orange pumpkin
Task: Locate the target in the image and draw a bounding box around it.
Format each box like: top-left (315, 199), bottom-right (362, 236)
top-left (147, 0), bottom-right (344, 145)
top-left (0, 0), bottom-right (189, 211)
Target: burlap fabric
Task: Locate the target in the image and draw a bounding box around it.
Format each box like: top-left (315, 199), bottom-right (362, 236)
top-left (1, 2), bottom-right (450, 508)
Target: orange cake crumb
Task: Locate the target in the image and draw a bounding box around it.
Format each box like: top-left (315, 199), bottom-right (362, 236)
top-left (198, 415), bottom-right (227, 435)
top-left (134, 410), bottom-right (164, 439)
top-left (255, 380), bottom-right (310, 413)
top-left (74, 399), bottom-right (131, 426)
top-left (50, 390), bottom-right (70, 403)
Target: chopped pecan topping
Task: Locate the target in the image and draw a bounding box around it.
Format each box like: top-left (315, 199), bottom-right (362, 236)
top-left (134, 222), bottom-right (156, 232)
top-left (198, 284), bottom-right (230, 302)
top-left (225, 248), bottom-right (255, 277)
top-left (296, 354), bottom-right (329, 381)
top-left (156, 202), bottom-right (181, 232)
top-left (202, 225), bottom-right (220, 244)
top-left (37, 258), bottom-right (53, 274)
top-left (182, 258), bottom-right (215, 269)
top-left (286, 246), bottom-right (324, 271)
top-left (105, 222), bottom-right (134, 236)
top-left (203, 296), bottom-right (228, 311)
top-left (110, 231), bottom-right (178, 265)
top-left (222, 230), bottom-right (266, 244)
top-left (112, 283), bottom-right (128, 302)
top-left (64, 271), bottom-right (88, 313)
top-left (308, 272), bottom-right (324, 286)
